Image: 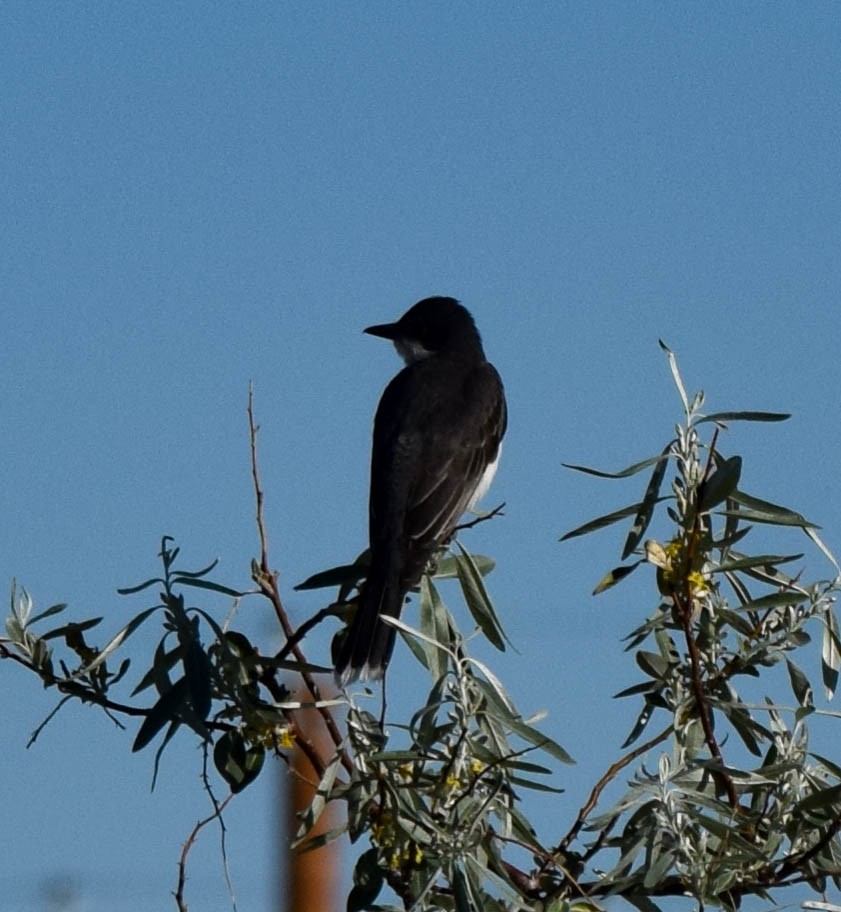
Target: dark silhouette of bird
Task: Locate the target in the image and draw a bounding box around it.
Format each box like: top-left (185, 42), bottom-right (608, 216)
top-left (336, 296), bottom-right (507, 684)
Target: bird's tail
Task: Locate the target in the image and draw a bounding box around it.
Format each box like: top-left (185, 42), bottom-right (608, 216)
top-left (335, 565), bottom-right (404, 686)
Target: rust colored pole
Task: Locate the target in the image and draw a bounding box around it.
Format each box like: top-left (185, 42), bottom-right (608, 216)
top-left (279, 694), bottom-right (343, 912)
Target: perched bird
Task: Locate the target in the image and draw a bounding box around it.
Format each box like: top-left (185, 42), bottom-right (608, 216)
top-left (336, 296), bottom-right (507, 685)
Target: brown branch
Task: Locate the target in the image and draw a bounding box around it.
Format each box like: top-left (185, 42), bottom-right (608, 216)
top-left (247, 387), bottom-right (352, 777)
top-left (674, 587), bottom-right (738, 808)
top-left (675, 427), bottom-right (738, 809)
top-left (555, 724), bottom-right (673, 858)
top-left (774, 812), bottom-right (841, 882)
top-left (454, 501), bottom-right (506, 533)
top-left (2, 645), bottom-right (144, 718)
top-left (274, 603), bottom-right (339, 663)
top-left (174, 793), bottom-right (234, 912)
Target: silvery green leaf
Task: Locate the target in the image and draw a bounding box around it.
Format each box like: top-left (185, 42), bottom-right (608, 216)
top-left (562, 452), bottom-right (670, 480)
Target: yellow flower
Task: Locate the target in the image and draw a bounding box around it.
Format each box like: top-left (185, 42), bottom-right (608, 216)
top-left (687, 570), bottom-right (709, 596)
top-left (664, 539), bottom-right (683, 562)
top-left (276, 727), bottom-right (296, 750)
top-left (371, 813), bottom-right (394, 846)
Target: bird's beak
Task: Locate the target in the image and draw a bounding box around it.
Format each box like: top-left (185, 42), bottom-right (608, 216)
top-left (364, 321), bottom-right (399, 340)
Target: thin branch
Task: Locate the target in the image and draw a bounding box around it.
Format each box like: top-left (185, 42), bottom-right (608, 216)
top-left (274, 603), bottom-right (340, 663)
top-left (201, 745), bottom-right (238, 911)
top-left (674, 586), bottom-right (738, 808)
top-left (247, 387), bottom-right (352, 777)
top-left (248, 382), bottom-right (270, 565)
top-left (2, 646), bottom-right (148, 719)
top-left (555, 724), bottom-right (673, 856)
top-left (454, 501), bottom-right (506, 533)
top-left (174, 792), bottom-right (235, 912)
top-left (26, 695), bottom-right (73, 747)
top-left (774, 813), bottom-right (841, 882)
top-left (674, 427), bottom-right (738, 808)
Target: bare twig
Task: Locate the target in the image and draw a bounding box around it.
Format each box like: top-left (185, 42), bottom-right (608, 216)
top-left (247, 387), bottom-right (352, 777)
top-left (274, 603), bottom-right (341, 663)
top-left (454, 501), bottom-right (506, 533)
top-left (174, 792), bottom-right (235, 912)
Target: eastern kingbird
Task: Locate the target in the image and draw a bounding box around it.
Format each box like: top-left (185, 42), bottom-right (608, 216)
top-left (335, 296), bottom-right (507, 685)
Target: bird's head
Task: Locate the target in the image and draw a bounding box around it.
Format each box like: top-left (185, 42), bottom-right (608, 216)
top-left (364, 296), bottom-right (482, 364)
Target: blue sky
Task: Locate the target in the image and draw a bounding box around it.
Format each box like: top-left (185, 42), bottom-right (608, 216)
top-left (2, 4), bottom-right (841, 910)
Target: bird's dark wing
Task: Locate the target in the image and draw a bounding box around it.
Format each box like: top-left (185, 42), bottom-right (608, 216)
top-left (338, 357), bottom-right (506, 684)
top-left (369, 358), bottom-right (506, 588)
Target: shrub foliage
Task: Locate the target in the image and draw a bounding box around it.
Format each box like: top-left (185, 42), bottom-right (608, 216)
top-left (3, 352), bottom-right (841, 911)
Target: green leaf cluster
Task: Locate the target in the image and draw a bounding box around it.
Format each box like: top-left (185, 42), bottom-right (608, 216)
top-left (557, 344), bottom-right (841, 908)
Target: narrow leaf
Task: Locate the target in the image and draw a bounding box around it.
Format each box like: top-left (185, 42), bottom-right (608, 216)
top-left (295, 746), bottom-right (345, 841)
top-left (150, 720), bottom-right (180, 791)
top-left (718, 702), bottom-right (765, 756)
top-left (117, 577), bottom-right (162, 596)
top-left (786, 658), bottom-right (814, 710)
top-left (508, 775), bottom-right (565, 794)
top-left (346, 848), bottom-right (384, 912)
top-left (728, 490), bottom-right (818, 529)
top-left (433, 553), bottom-right (495, 579)
top-left (622, 702), bottom-right (655, 747)
top-left (736, 590), bottom-right (809, 613)
top-left (561, 501), bottom-right (652, 542)
top-left (796, 783), bottom-right (841, 815)
top-left (65, 606), bottom-right (160, 680)
top-left (696, 410), bottom-right (790, 425)
top-left (659, 340), bottom-right (690, 416)
top-left (29, 603), bottom-right (68, 625)
top-left (183, 641), bottom-right (212, 721)
top-left (298, 824), bottom-right (350, 854)
top-left (593, 561), bottom-right (642, 595)
top-left (174, 577), bottom-right (244, 598)
top-left (453, 864), bottom-right (472, 912)
top-left (383, 615), bottom-right (456, 658)
top-left (713, 553), bottom-right (803, 574)
top-left (132, 676), bottom-right (189, 752)
top-left (419, 576), bottom-right (451, 681)
top-left (505, 715), bottom-right (574, 764)
top-left (622, 444), bottom-right (672, 559)
top-left (805, 526), bottom-right (841, 574)
top-left (454, 542), bottom-right (506, 650)
top-left (636, 651), bottom-right (671, 680)
top-left (469, 659), bottom-right (517, 715)
top-left (562, 453), bottom-right (670, 480)
top-left (822, 608), bottom-right (841, 700)
top-left (294, 561), bottom-right (366, 591)
top-left (132, 638), bottom-right (179, 696)
top-left (644, 849), bottom-right (676, 889)
top-left (698, 455), bottom-right (742, 512)
top-left (613, 681), bottom-right (658, 699)
top-left (41, 617), bottom-right (103, 641)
